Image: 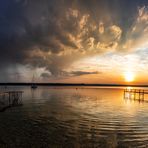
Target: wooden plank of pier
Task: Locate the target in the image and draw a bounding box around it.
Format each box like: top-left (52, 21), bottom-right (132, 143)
top-left (124, 88), bottom-right (148, 93)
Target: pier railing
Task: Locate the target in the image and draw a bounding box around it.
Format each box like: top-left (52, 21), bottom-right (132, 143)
top-left (0, 91), bottom-right (23, 112)
top-left (124, 88), bottom-right (148, 101)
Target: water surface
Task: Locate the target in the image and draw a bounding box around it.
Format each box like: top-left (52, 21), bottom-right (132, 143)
top-left (0, 86), bottom-right (148, 147)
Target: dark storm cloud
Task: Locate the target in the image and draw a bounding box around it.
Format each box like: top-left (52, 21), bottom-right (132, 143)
top-left (41, 70), bottom-right (100, 80)
top-left (70, 71), bottom-right (100, 76)
top-left (0, 0), bottom-right (148, 78)
top-left (40, 72), bottom-right (51, 79)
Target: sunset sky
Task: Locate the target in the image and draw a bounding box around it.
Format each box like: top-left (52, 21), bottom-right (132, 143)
top-left (0, 0), bottom-right (148, 84)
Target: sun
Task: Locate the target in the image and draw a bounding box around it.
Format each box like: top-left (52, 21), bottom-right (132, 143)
top-left (124, 72), bottom-right (135, 82)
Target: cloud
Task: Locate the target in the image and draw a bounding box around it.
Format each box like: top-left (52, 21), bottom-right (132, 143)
top-left (122, 6), bottom-right (148, 51)
top-left (40, 72), bottom-right (51, 79)
top-left (41, 70), bottom-right (100, 79)
top-left (69, 71), bottom-right (100, 76)
top-left (99, 22), bottom-right (104, 34)
top-left (0, 0), bottom-right (148, 80)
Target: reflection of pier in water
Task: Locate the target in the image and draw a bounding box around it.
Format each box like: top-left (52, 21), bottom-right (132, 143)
top-left (124, 88), bottom-right (148, 103)
top-left (0, 91), bottom-right (23, 112)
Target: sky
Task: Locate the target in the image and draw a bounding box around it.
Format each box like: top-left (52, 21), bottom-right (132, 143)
top-left (0, 0), bottom-right (148, 84)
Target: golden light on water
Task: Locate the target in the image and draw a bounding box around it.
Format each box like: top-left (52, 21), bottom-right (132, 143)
top-left (124, 72), bottom-right (135, 82)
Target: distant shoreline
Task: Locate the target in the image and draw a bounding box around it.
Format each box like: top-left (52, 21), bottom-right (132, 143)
top-left (0, 83), bottom-right (148, 87)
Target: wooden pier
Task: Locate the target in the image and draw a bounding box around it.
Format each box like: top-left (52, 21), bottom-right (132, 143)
top-left (124, 88), bottom-right (148, 101)
top-left (0, 91), bottom-right (23, 112)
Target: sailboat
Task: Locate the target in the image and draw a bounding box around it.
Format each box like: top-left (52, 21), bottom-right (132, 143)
top-left (31, 84), bottom-right (37, 89)
top-left (31, 74), bottom-right (37, 89)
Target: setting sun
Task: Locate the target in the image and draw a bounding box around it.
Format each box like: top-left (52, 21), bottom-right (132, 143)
top-left (124, 72), bottom-right (135, 82)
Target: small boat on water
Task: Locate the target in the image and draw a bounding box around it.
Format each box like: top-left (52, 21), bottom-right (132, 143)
top-left (31, 84), bottom-right (37, 89)
top-left (31, 74), bottom-right (38, 89)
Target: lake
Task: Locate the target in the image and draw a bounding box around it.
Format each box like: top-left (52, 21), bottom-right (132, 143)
top-left (0, 86), bottom-right (148, 147)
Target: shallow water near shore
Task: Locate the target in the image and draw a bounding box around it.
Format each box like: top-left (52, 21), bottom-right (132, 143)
top-left (0, 86), bottom-right (148, 147)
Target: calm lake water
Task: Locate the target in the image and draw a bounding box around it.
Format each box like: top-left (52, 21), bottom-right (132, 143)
top-left (0, 86), bottom-right (148, 148)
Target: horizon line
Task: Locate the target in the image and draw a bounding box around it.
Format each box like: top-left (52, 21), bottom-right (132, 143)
top-left (0, 82), bottom-right (148, 87)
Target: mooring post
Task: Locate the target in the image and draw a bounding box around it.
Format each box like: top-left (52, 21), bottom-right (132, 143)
top-left (124, 89), bottom-right (125, 98)
top-left (138, 90), bottom-right (140, 100)
top-left (134, 89), bottom-right (136, 100)
top-left (8, 92), bottom-right (10, 105)
top-left (142, 90), bottom-right (144, 100)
